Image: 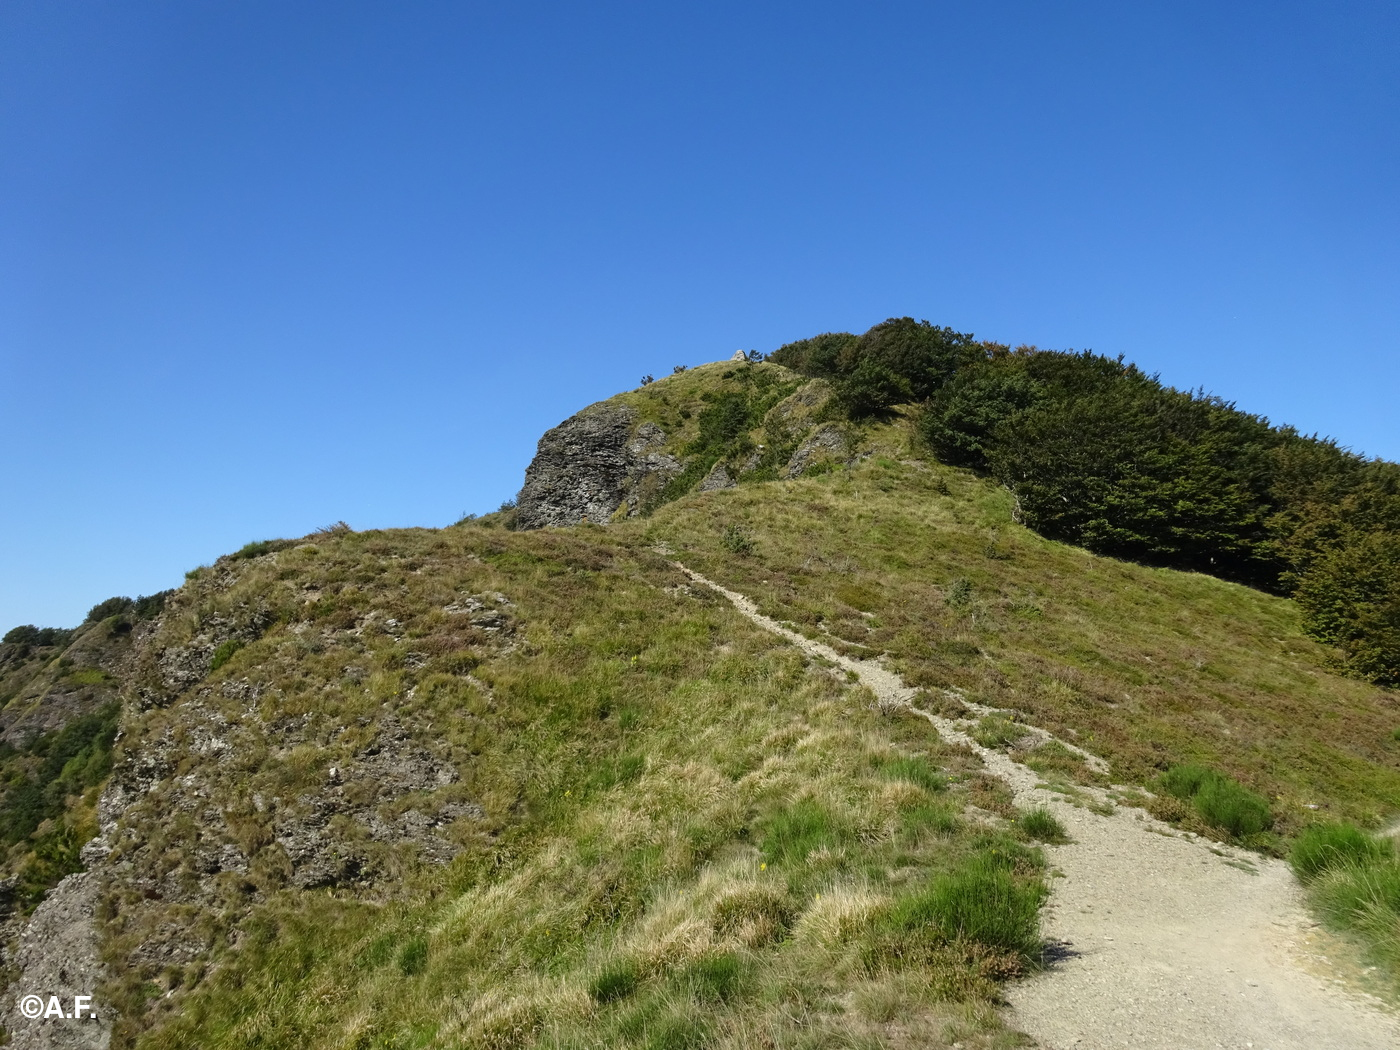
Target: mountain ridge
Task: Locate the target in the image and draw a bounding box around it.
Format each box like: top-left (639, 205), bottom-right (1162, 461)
top-left (1, 325), bottom-right (1398, 1049)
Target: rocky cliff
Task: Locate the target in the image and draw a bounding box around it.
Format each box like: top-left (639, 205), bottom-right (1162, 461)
top-left (515, 403), bottom-right (681, 528)
top-left (515, 361), bottom-right (848, 529)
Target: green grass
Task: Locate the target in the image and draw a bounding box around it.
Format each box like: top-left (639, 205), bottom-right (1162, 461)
top-left (1018, 808), bottom-right (1069, 844)
top-left (971, 715), bottom-right (1023, 750)
top-left (881, 849), bottom-right (1047, 961)
top-left (1291, 822), bottom-right (1388, 882)
top-left (1306, 839), bottom-right (1400, 989)
top-left (880, 755), bottom-right (948, 794)
top-left (104, 523), bottom-right (1047, 1050)
top-left (1158, 763), bottom-right (1273, 839)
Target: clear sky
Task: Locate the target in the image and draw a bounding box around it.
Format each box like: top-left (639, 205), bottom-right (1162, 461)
top-left (2, 1), bottom-right (1397, 631)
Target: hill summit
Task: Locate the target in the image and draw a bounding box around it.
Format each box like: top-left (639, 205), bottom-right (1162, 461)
top-left (1, 320), bottom-right (1398, 1049)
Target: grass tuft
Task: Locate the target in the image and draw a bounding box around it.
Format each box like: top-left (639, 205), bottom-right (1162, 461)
top-left (1158, 763), bottom-right (1272, 839)
top-left (1309, 852), bottom-right (1400, 983)
top-left (760, 799), bottom-right (851, 867)
top-left (590, 959), bottom-right (641, 1003)
top-left (880, 755), bottom-right (947, 793)
top-left (1292, 822), bottom-right (1389, 882)
top-left (397, 935), bottom-right (428, 976)
top-left (1018, 807), bottom-right (1069, 844)
top-left (884, 853), bottom-right (1045, 958)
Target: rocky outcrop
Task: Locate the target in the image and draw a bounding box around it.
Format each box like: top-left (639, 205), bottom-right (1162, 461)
top-left (697, 462), bottom-right (735, 492)
top-left (516, 404), bottom-right (681, 528)
top-left (785, 423), bottom-right (850, 478)
top-left (4, 873), bottom-right (109, 1050)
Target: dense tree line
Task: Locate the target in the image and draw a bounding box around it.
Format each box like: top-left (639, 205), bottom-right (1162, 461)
top-left (771, 319), bottom-right (1400, 685)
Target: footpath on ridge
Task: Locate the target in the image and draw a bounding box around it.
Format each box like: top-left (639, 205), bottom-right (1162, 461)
top-left (672, 561), bottom-right (1400, 1050)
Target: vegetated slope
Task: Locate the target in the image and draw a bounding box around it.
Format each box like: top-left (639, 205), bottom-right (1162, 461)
top-left (90, 525), bottom-right (1046, 1050)
top-left (771, 319), bottom-right (1400, 686)
top-left (0, 597), bottom-right (165, 917)
top-left (5, 336), bottom-right (1399, 1047)
top-left (637, 417), bottom-right (1400, 834)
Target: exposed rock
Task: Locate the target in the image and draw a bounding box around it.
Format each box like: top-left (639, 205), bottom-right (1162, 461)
top-left (769, 380), bottom-right (830, 420)
top-left (730, 350), bottom-right (748, 361)
top-left (697, 462), bottom-right (736, 492)
top-left (516, 403), bottom-right (681, 528)
top-left (4, 873), bottom-right (109, 1049)
top-left (786, 424), bottom-right (850, 478)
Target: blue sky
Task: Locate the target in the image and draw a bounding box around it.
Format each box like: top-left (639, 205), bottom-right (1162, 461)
top-left (2, 1), bottom-right (1397, 630)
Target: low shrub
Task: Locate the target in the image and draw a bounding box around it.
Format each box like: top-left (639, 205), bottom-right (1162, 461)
top-left (1291, 822), bottom-right (1389, 882)
top-left (2, 625), bottom-right (73, 648)
top-left (1159, 763), bottom-right (1216, 800)
top-left (85, 596), bottom-right (134, 622)
top-left (720, 525), bottom-right (754, 556)
top-left (231, 539), bottom-right (292, 561)
top-left (971, 715), bottom-right (1022, 750)
top-left (209, 639), bottom-right (245, 672)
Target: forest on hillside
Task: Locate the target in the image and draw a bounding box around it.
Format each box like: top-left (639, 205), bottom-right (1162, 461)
top-left (770, 319), bottom-right (1400, 686)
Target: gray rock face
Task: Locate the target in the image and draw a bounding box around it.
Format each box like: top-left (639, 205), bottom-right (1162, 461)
top-left (516, 404), bottom-right (681, 528)
top-left (4, 873), bottom-right (109, 1050)
top-left (786, 423), bottom-right (849, 478)
top-left (697, 462), bottom-right (735, 492)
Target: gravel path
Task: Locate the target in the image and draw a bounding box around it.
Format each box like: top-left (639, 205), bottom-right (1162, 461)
top-left (674, 562), bottom-right (1400, 1050)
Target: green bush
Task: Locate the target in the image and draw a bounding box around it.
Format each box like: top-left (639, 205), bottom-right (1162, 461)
top-left (1292, 531), bottom-right (1400, 686)
top-left (85, 596), bottom-right (134, 622)
top-left (1159, 763), bottom-right (1216, 800)
top-left (720, 525), bottom-right (754, 556)
top-left (1291, 822), bottom-right (1389, 882)
top-left (1193, 778), bottom-right (1272, 837)
top-left (209, 639), bottom-right (245, 672)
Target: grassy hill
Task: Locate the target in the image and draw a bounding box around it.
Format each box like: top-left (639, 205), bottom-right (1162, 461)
top-left (4, 345), bottom-right (1399, 1048)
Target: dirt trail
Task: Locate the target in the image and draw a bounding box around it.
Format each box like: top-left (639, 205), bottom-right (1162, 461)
top-left (674, 562), bottom-right (1400, 1050)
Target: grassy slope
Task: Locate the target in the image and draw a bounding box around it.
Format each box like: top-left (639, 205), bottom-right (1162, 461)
top-left (106, 376), bottom-right (1400, 1046)
top-left (633, 413), bottom-right (1400, 836)
top-left (120, 526), bottom-right (1042, 1050)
